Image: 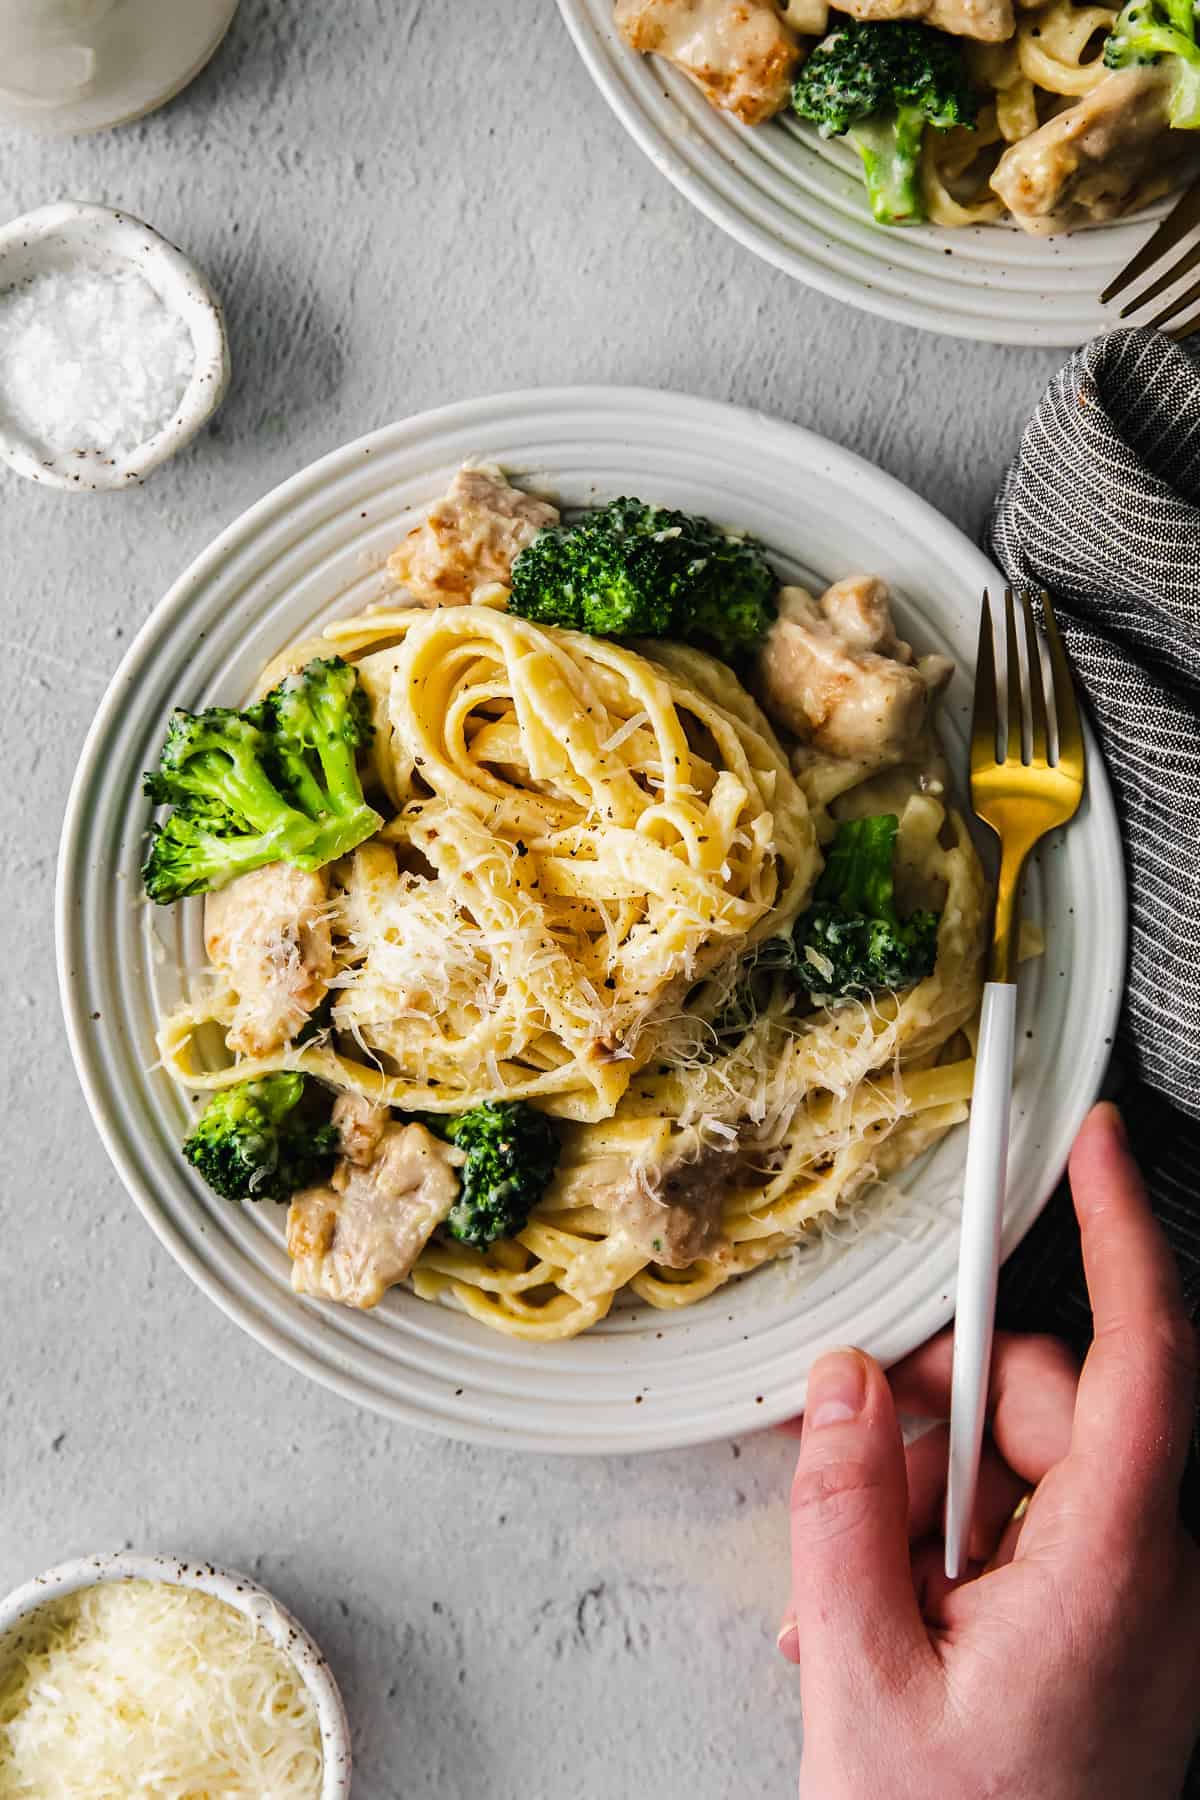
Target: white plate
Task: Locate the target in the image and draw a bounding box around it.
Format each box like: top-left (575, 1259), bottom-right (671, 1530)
top-left (555, 0), bottom-right (1162, 346)
top-left (56, 386), bottom-right (1125, 1452)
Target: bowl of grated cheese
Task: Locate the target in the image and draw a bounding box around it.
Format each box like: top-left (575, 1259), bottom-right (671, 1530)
top-left (0, 1551), bottom-right (351, 1797)
top-left (0, 200), bottom-right (230, 491)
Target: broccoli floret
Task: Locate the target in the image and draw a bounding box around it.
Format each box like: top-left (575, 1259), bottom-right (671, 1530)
top-left (142, 656), bottom-right (383, 904)
top-left (263, 657), bottom-right (379, 833)
top-left (791, 21), bottom-right (977, 225)
top-left (509, 505), bottom-right (675, 637)
top-left (794, 813), bottom-right (939, 997)
top-left (1103, 0), bottom-right (1200, 126)
top-left (508, 497), bottom-right (777, 657)
top-left (424, 1100), bottom-right (560, 1250)
top-left (711, 815), bottom-right (940, 1035)
top-left (142, 804), bottom-right (282, 903)
top-left (182, 1073), bottom-right (338, 1202)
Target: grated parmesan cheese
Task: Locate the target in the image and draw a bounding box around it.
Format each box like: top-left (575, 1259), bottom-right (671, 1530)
top-left (802, 945), bottom-right (835, 985)
top-left (0, 1579), bottom-right (323, 1799)
top-left (600, 709), bottom-right (651, 754)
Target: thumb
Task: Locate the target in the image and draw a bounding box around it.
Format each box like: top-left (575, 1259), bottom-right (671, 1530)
top-left (785, 1348), bottom-right (930, 1695)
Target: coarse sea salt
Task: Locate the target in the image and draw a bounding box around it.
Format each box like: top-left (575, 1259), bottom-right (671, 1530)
top-left (0, 266), bottom-right (194, 459)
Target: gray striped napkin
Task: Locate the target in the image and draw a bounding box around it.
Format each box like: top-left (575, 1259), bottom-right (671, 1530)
top-left (986, 326), bottom-right (1200, 1537)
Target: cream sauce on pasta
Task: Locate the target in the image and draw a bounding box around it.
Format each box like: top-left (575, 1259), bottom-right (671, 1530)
top-left (159, 588), bottom-right (985, 1340)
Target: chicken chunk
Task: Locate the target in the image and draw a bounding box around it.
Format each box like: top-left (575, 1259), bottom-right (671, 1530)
top-left (332, 1091), bottom-right (389, 1167)
top-left (782, 0), bottom-right (830, 33)
top-left (991, 67), bottom-right (1178, 236)
top-left (835, 0), bottom-right (1011, 39)
top-left (602, 1148), bottom-right (737, 1268)
top-left (615, 0), bottom-right (800, 126)
top-left (817, 574), bottom-right (907, 657)
top-left (756, 578), bottom-right (953, 766)
top-left (287, 1121), bottom-right (464, 1309)
top-left (204, 863), bottom-right (334, 1059)
top-left (388, 465), bottom-right (559, 605)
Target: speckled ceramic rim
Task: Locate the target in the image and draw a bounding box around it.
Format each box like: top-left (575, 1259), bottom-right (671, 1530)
top-left (55, 385), bottom-right (1125, 1452)
top-left (0, 201), bottom-right (230, 491)
top-left (555, 0), bottom-right (1167, 346)
top-left (0, 1551), bottom-right (351, 1797)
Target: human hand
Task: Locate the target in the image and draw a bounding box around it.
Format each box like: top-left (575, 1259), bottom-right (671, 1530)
top-left (778, 1103), bottom-right (1200, 1800)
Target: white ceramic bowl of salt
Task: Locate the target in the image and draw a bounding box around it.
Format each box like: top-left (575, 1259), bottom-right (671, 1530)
top-left (0, 200), bottom-right (230, 490)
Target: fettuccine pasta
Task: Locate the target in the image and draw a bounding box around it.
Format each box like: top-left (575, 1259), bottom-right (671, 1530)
top-left (154, 470), bottom-right (986, 1340)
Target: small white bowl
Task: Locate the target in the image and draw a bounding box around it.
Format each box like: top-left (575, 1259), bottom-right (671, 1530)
top-left (0, 200), bottom-right (230, 490)
top-left (0, 1550), bottom-right (352, 1798)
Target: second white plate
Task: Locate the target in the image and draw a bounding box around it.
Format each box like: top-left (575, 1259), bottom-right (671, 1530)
top-left (57, 386), bottom-right (1124, 1451)
top-left (556, 0), bottom-right (1159, 346)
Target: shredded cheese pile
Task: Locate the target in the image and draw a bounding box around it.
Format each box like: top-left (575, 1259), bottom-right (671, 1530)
top-left (0, 1580), bottom-right (324, 1799)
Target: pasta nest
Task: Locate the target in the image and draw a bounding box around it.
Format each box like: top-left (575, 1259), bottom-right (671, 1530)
top-left (329, 607), bottom-right (819, 1121)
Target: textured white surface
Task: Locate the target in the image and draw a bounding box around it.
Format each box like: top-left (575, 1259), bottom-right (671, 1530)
top-left (0, 2), bottom-right (1068, 1793)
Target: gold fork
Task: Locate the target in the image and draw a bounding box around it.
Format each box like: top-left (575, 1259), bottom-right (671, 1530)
top-left (944, 587), bottom-right (1086, 1580)
top-left (1100, 182), bottom-right (1200, 335)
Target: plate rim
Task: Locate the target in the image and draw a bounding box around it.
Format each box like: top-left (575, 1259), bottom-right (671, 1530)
top-left (553, 0), bottom-right (1148, 348)
top-left (56, 383), bottom-right (1127, 1451)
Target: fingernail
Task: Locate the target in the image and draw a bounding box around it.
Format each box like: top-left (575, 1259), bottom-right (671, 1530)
top-left (1104, 1102), bottom-right (1129, 1148)
top-left (806, 1348), bottom-right (867, 1430)
top-left (776, 1618), bottom-right (800, 1662)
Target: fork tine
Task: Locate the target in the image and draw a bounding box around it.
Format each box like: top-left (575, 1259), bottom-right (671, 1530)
top-left (1146, 269), bottom-right (1200, 331)
top-left (1118, 236), bottom-right (1200, 317)
top-left (1020, 590), bottom-right (1049, 765)
top-left (1100, 181), bottom-right (1200, 305)
top-left (970, 590), bottom-right (998, 774)
top-left (1004, 587), bottom-right (1023, 763)
top-left (1169, 313), bottom-right (1200, 341)
top-left (1041, 592), bottom-right (1084, 785)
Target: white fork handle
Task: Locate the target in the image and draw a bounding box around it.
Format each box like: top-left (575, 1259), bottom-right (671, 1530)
top-left (945, 981), bottom-right (1018, 1581)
